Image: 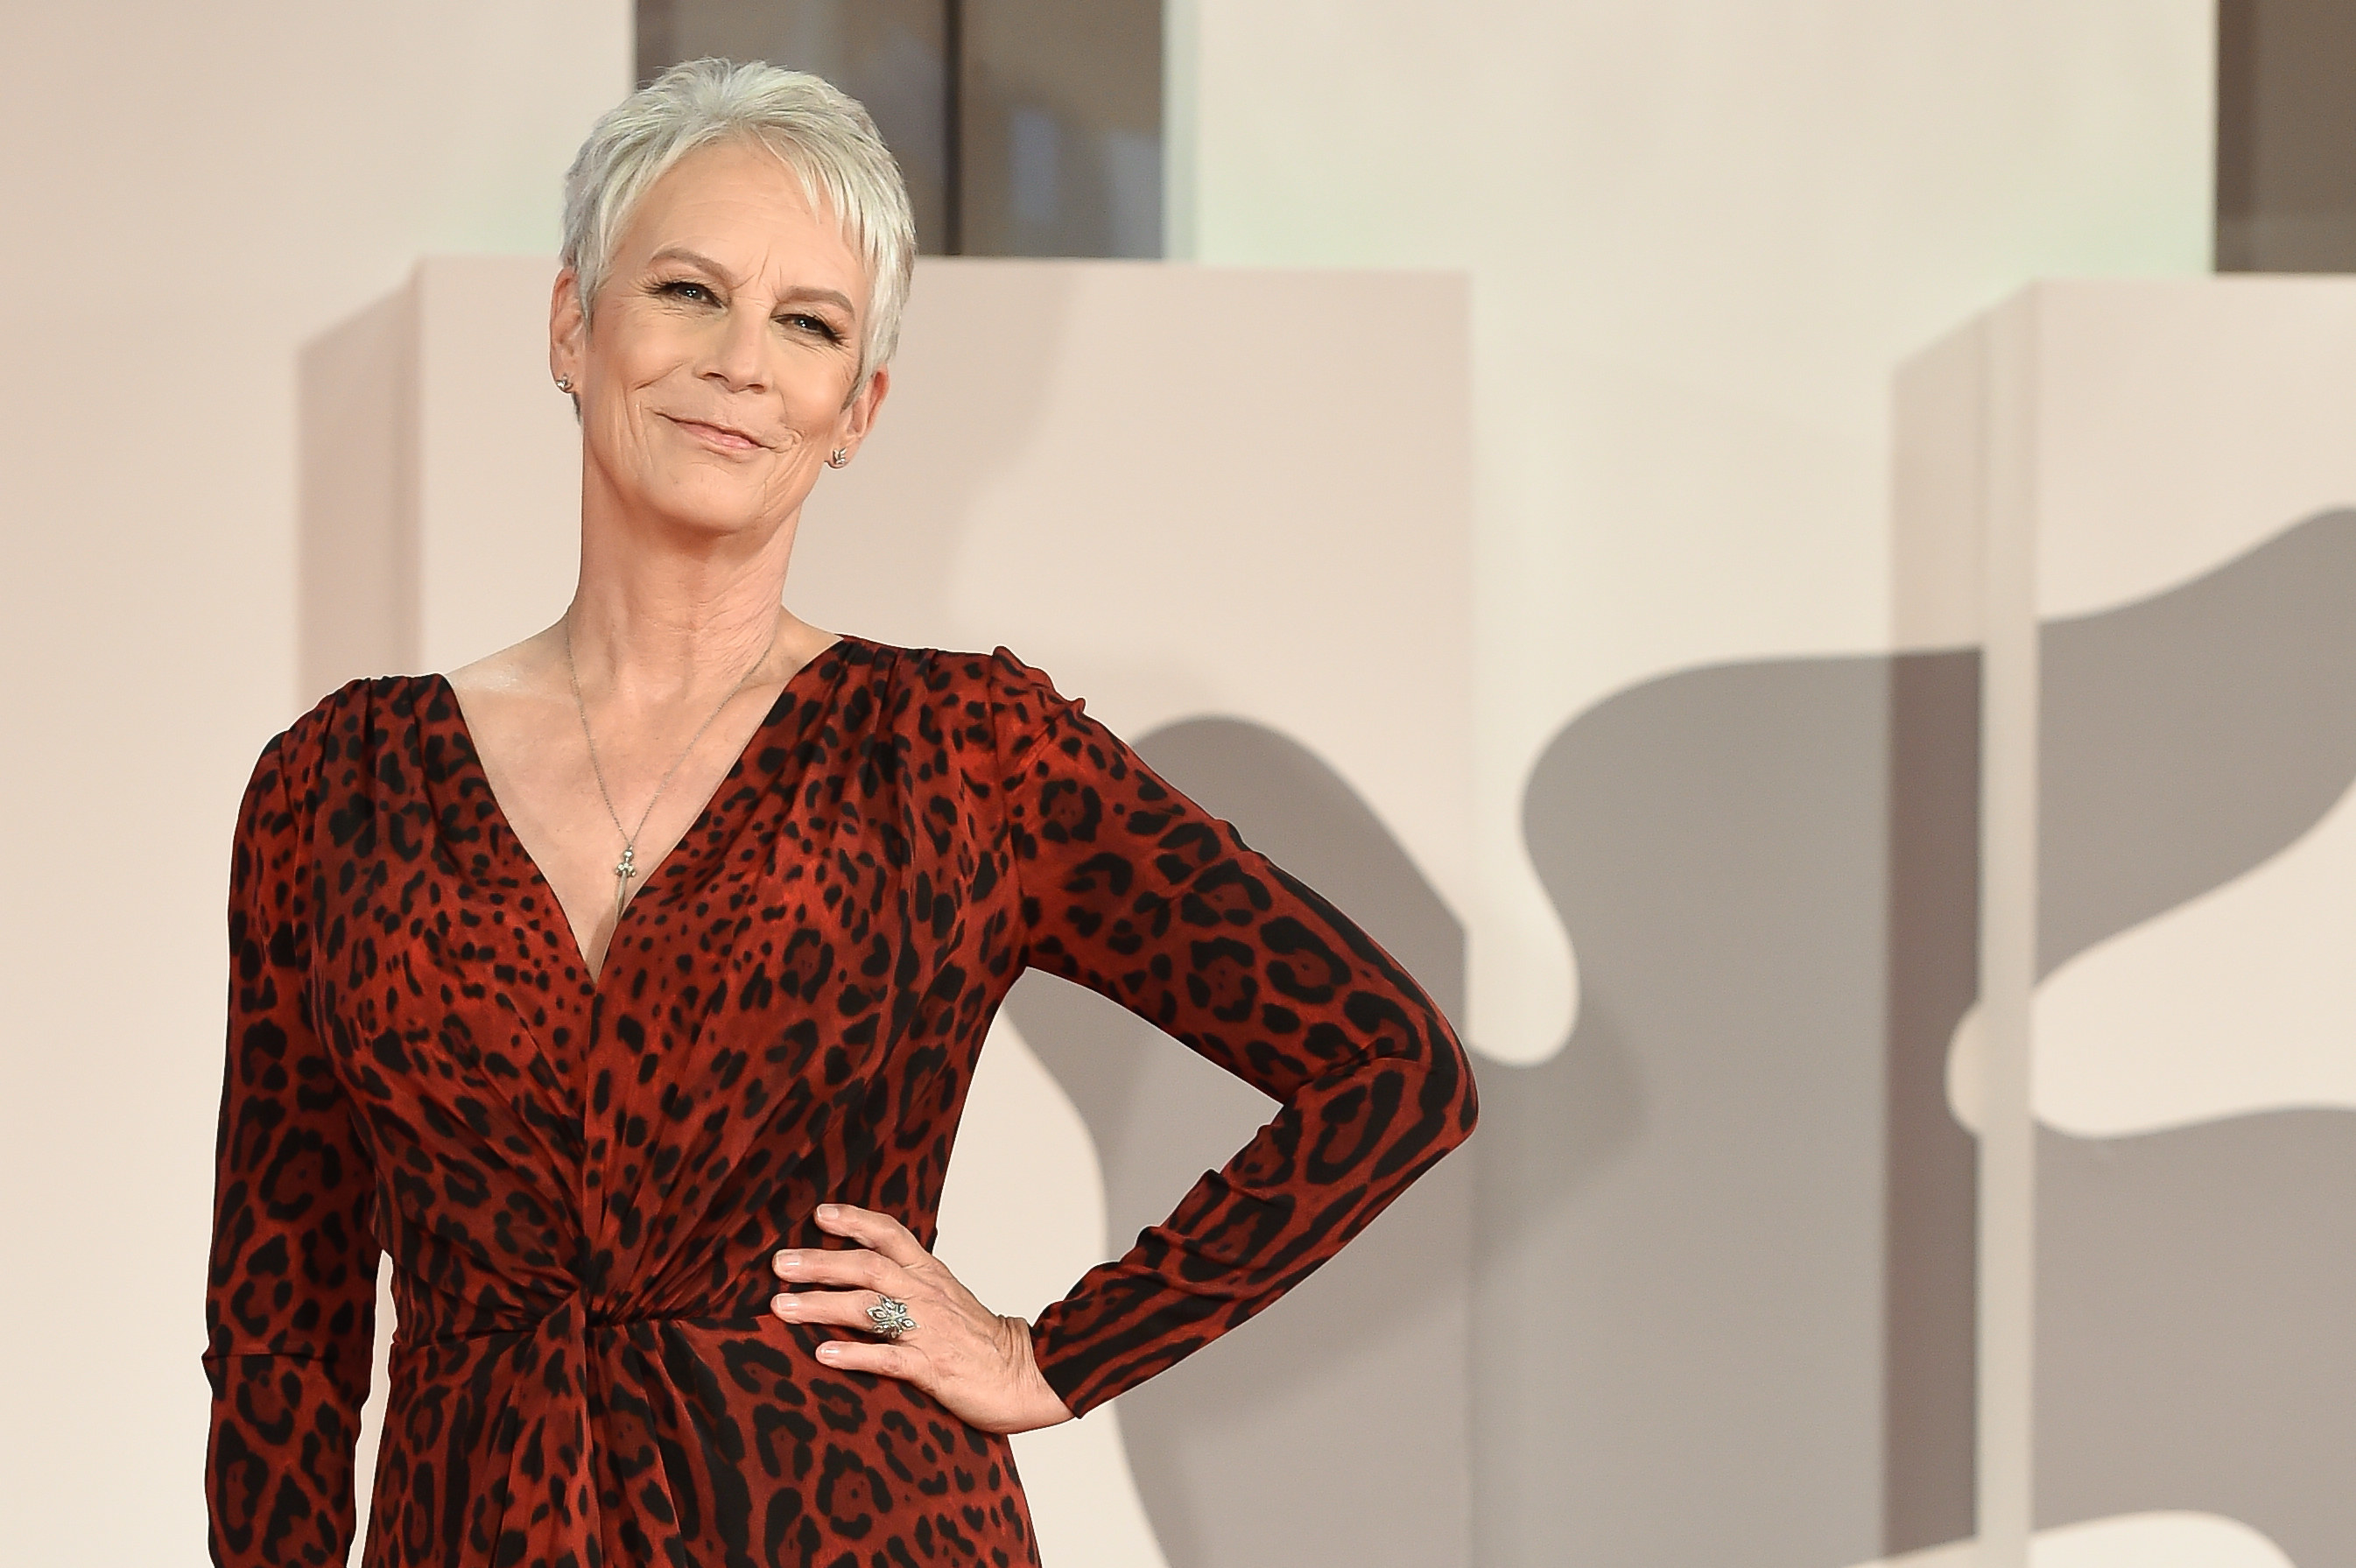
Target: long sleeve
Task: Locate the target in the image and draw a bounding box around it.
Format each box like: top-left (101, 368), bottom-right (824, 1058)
top-left (985, 649), bottom-right (1480, 1417)
top-left (202, 727), bottom-right (383, 1566)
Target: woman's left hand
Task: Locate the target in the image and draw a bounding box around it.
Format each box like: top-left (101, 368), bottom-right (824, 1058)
top-left (770, 1203), bottom-right (1077, 1435)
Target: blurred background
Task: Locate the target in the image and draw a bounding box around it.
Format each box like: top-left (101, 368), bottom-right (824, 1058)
top-left (4, 4), bottom-right (2353, 1565)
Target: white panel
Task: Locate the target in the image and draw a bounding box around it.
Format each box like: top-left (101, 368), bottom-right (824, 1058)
top-left (2033, 278), bottom-right (2356, 617)
top-left (790, 259), bottom-right (1475, 933)
top-left (409, 261), bottom-right (1475, 946)
top-left (1978, 290), bottom-right (2043, 1568)
top-left (1914, 276), bottom-right (2356, 1564)
top-left (1892, 315), bottom-right (1989, 650)
top-left (415, 257), bottom-right (587, 673)
top-left (1927, 281), bottom-right (2356, 1140)
top-left (1951, 770), bottom-right (2356, 1140)
top-left (2031, 775), bottom-right (2356, 1136)
top-left (2023, 1513), bottom-right (2294, 1568)
top-left (1843, 1511), bottom-right (2293, 1568)
top-left (2015, 280), bottom-right (2356, 1131)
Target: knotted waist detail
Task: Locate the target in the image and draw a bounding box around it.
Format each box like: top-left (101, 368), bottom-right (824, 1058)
top-left (384, 1275), bottom-right (784, 1568)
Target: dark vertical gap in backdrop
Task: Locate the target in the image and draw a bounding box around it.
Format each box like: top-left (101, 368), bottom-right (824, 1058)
top-left (2213, 0), bottom-right (2356, 271)
top-left (632, 1), bottom-right (953, 252)
top-left (635, 0), bottom-right (672, 88)
top-left (2213, 0), bottom-right (2258, 270)
top-left (944, 0), bottom-right (965, 256)
top-left (958, 0), bottom-right (1164, 257)
top-left (1879, 650), bottom-right (1983, 1557)
top-left (634, 0), bottom-right (1160, 258)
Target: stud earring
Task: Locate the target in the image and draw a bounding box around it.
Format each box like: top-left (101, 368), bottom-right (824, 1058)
top-left (826, 447), bottom-right (850, 468)
top-left (555, 376), bottom-right (573, 393)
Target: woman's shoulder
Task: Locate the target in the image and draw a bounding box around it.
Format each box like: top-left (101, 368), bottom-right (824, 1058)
top-left (836, 635), bottom-right (1069, 705)
top-left (842, 636), bottom-right (1101, 744)
top-left (283, 671), bottom-right (447, 745)
top-left (249, 672), bottom-right (451, 795)
top-left (832, 638), bottom-right (1105, 782)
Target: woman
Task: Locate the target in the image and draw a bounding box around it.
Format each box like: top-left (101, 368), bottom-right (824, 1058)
top-left (202, 58), bottom-right (1477, 1567)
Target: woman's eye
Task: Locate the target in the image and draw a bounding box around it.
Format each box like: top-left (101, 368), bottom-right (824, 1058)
top-left (781, 313), bottom-right (845, 342)
top-left (658, 279), bottom-right (716, 303)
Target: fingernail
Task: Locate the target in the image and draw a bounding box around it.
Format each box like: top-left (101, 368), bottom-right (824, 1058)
top-left (817, 1341), bottom-right (840, 1359)
top-left (770, 1293), bottom-right (791, 1316)
top-left (775, 1251), bottom-right (800, 1272)
top-left (818, 1204), bottom-right (839, 1219)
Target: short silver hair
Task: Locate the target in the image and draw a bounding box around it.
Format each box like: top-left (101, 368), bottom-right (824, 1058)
top-left (559, 58), bottom-right (916, 394)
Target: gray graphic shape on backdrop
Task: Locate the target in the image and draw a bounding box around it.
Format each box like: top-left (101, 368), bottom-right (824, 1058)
top-left (1003, 717), bottom-right (1475, 1568)
top-left (2036, 1112), bottom-right (2356, 1563)
top-left (2034, 507), bottom-right (2356, 1563)
top-left (1494, 507), bottom-right (2356, 1568)
top-left (2039, 508), bottom-right (2356, 975)
top-left (1492, 649), bottom-right (1982, 1568)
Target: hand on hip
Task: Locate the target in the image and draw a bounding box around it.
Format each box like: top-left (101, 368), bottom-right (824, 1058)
top-left (771, 1203), bottom-right (1076, 1435)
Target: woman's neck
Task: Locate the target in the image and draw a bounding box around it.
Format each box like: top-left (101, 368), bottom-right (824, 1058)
top-left (563, 502), bottom-right (810, 699)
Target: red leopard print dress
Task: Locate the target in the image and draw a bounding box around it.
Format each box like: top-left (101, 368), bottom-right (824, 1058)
top-left (201, 637), bottom-right (1479, 1567)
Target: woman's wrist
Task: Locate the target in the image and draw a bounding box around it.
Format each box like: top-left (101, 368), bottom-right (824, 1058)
top-left (1004, 1315), bottom-right (1077, 1431)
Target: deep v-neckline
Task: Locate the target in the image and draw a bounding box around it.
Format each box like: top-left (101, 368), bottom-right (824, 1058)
top-left (431, 635), bottom-right (854, 986)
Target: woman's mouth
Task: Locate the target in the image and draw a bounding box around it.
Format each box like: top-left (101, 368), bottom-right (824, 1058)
top-left (669, 415), bottom-right (764, 452)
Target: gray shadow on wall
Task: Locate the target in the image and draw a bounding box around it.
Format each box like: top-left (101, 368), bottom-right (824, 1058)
top-left (2036, 1114), bottom-right (2356, 1564)
top-left (2033, 507), bottom-right (2356, 1564)
top-left (1487, 506), bottom-right (2356, 1568)
top-left (1487, 650), bottom-right (1980, 1568)
top-left (2039, 508), bottom-right (2356, 974)
top-left (1004, 717), bottom-right (1474, 1568)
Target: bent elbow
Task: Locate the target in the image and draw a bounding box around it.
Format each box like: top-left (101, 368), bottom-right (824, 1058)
top-left (1419, 1020), bottom-right (1480, 1153)
top-left (1447, 1043), bottom-right (1480, 1147)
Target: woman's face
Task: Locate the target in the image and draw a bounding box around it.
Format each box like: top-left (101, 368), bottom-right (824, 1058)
top-left (550, 137), bottom-right (888, 546)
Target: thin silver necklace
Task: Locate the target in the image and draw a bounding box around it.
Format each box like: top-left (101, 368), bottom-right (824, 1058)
top-left (564, 615), bottom-right (784, 918)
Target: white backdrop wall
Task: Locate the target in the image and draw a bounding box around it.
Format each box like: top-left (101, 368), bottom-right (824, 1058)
top-left (0, 7), bottom-right (632, 1564)
top-left (0, 5), bottom-right (2226, 1567)
top-left (1171, 0), bottom-right (2216, 1064)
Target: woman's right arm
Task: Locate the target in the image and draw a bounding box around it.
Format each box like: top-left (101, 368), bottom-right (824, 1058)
top-left (202, 726), bottom-right (383, 1566)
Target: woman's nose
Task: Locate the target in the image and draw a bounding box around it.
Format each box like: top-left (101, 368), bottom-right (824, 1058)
top-left (700, 306), bottom-right (770, 391)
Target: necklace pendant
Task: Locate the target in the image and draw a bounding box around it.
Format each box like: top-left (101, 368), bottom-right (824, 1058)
top-left (614, 844), bottom-right (638, 916)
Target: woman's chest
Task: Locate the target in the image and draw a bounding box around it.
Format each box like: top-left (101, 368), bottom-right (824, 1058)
top-left (301, 707), bottom-right (1022, 1138)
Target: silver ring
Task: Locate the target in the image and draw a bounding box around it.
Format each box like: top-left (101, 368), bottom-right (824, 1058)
top-left (865, 1294), bottom-right (918, 1340)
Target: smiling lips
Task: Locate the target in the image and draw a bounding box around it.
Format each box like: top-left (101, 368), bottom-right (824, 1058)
top-left (668, 414), bottom-right (766, 452)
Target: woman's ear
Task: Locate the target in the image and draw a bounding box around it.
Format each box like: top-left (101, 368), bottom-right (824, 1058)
top-left (549, 265), bottom-right (587, 387)
top-left (840, 362), bottom-right (891, 455)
